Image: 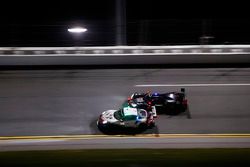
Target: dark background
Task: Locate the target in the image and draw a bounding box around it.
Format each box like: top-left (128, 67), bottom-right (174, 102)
top-left (0, 0), bottom-right (249, 46)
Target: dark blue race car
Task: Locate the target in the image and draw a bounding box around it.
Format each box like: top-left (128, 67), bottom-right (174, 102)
top-left (129, 88), bottom-right (188, 115)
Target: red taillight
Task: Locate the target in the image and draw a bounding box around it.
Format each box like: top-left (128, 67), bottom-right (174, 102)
top-left (182, 99), bottom-right (188, 106)
top-left (148, 101), bottom-right (152, 105)
top-left (99, 115), bottom-right (104, 123)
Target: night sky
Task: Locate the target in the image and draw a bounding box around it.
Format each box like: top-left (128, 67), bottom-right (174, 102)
top-left (0, 0), bottom-right (250, 46)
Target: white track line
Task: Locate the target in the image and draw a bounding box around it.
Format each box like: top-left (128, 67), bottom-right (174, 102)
top-left (135, 83), bottom-right (250, 87)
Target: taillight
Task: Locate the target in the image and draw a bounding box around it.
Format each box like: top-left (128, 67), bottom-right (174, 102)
top-left (99, 115), bottom-right (107, 124)
top-left (182, 99), bottom-right (188, 106)
top-left (99, 115), bottom-right (104, 122)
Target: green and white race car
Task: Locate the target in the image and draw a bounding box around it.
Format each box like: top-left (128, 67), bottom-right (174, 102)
top-left (97, 101), bottom-right (157, 129)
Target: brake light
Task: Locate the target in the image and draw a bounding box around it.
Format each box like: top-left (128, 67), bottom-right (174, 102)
top-left (99, 115), bottom-right (104, 121)
top-left (99, 116), bottom-right (107, 124)
top-left (182, 99), bottom-right (188, 106)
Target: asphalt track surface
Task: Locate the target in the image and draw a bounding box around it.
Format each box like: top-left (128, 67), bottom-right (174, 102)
top-left (1, 67), bottom-right (250, 150)
top-left (1, 134), bottom-right (250, 151)
top-left (0, 68), bottom-right (250, 137)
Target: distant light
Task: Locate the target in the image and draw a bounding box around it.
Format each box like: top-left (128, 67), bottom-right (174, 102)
top-left (68, 27), bottom-right (87, 33)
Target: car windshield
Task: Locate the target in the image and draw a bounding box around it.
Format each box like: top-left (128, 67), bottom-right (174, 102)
top-left (113, 109), bottom-right (124, 120)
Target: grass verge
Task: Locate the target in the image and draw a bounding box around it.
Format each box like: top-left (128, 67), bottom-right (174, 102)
top-left (1, 148), bottom-right (250, 167)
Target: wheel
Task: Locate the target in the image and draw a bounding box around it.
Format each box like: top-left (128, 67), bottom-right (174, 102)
top-left (148, 121), bottom-right (155, 128)
top-left (138, 123), bottom-right (147, 130)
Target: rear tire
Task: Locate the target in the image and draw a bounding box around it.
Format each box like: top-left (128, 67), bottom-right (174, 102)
top-left (148, 121), bottom-right (155, 128)
top-left (138, 123), bottom-right (146, 130)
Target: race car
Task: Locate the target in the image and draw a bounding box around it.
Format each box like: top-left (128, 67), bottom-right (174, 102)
top-left (97, 100), bottom-right (157, 129)
top-left (130, 88), bottom-right (188, 115)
